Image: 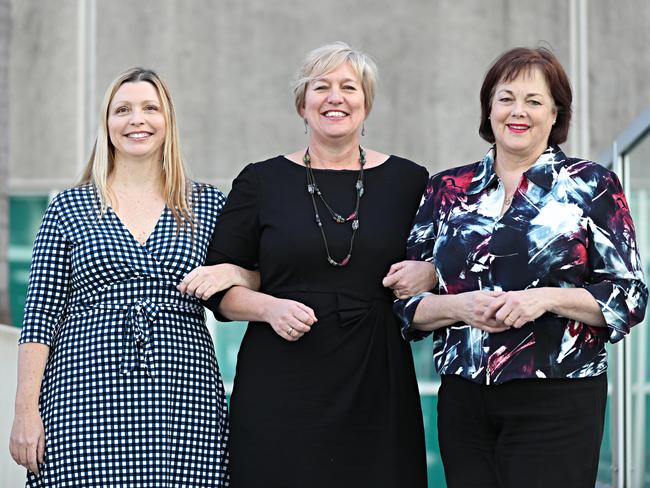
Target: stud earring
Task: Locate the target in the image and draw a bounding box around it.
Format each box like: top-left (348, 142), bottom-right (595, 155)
top-left (304, 119), bottom-right (308, 134)
top-left (361, 123), bottom-right (366, 137)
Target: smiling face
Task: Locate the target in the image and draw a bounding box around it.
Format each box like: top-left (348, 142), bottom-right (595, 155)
top-left (107, 81), bottom-right (166, 162)
top-left (300, 62), bottom-right (366, 143)
top-left (490, 67), bottom-right (557, 162)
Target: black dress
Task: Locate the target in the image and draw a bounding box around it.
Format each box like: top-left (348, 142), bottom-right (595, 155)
top-left (205, 155), bottom-right (428, 487)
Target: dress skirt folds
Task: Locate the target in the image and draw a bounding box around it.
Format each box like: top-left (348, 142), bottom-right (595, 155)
top-left (204, 156), bottom-right (429, 487)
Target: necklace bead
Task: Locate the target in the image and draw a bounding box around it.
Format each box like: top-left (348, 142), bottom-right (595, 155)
top-left (304, 146), bottom-right (365, 267)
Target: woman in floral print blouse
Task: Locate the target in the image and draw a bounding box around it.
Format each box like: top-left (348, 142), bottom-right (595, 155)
top-left (391, 47), bottom-right (648, 488)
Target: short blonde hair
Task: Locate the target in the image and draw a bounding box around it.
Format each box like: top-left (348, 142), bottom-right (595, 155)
top-left (292, 41), bottom-right (378, 116)
top-left (79, 67), bottom-right (192, 228)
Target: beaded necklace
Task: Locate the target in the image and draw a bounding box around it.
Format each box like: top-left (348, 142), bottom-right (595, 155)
top-left (304, 146), bottom-right (365, 267)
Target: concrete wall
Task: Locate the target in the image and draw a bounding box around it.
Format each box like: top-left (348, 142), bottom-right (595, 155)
top-left (0, 325), bottom-right (26, 488)
top-left (589, 0), bottom-right (650, 162)
top-left (8, 0), bottom-right (650, 194)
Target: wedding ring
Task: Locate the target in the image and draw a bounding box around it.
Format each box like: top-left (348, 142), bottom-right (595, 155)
top-left (287, 327), bottom-right (294, 336)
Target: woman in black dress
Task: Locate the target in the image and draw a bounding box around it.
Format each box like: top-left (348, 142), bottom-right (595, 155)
top-left (184, 42), bottom-right (428, 487)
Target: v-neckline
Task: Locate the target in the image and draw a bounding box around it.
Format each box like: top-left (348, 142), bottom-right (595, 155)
top-left (109, 205), bottom-right (167, 249)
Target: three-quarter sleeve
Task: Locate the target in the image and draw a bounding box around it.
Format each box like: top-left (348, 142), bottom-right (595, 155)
top-left (583, 170), bottom-right (648, 342)
top-left (202, 163), bottom-right (261, 316)
top-left (394, 174), bottom-right (439, 341)
top-left (19, 196), bottom-right (72, 346)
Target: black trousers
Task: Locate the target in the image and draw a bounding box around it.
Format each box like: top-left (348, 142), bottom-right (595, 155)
top-left (438, 373), bottom-right (607, 488)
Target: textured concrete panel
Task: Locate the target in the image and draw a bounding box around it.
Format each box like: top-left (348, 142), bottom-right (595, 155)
top-left (589, 0), bottom-right (650, 160)
top-left (9, 0), bottom-right (79, 185)
top-left (91, 0), bottom-right (575, 187)
top-left (7, 0), bottom-right (650, 191)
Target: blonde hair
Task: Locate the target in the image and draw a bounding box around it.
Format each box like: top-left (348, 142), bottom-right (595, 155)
top-left (292, 41), bottom-right (378, 116)
top-left (79, 67), bottom-right (192, 228)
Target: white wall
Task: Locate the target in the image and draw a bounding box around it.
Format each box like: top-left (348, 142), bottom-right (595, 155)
top-left (0, 325), bottom-right (26, 488)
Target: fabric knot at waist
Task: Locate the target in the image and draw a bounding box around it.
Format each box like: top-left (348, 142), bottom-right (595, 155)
top-left (67, 298), bottom-right (204, 377)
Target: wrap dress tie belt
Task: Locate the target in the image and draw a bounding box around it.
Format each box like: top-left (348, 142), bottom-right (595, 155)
top-left (67, 298), bottom-right (204, 377)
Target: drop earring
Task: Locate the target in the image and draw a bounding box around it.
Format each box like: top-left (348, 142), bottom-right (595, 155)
top-left (304, 119), bottom-right (308, 134)
top-left (361, 123), bottom-right (365, 137)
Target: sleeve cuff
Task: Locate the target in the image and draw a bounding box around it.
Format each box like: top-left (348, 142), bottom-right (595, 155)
top-left (583, 280), bottom-right (647, 343)
top-left (201, 289), bottom-right (232, 322)
top-left (393, 292), bottom-right (433, 342)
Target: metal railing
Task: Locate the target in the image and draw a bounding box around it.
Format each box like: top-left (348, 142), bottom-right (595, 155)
top-left (598, 104), bottom-right (650, 488)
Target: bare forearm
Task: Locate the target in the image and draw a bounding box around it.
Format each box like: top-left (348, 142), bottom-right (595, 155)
top-left (218, 286), bottom-right (317, 341)
top-left (230, 266), bottom-right (260, 291)
top-left (15, 343), bottom-right (49, 412)
top-left (218, 286), bottom-right (277, 322)
top-left (545, 287), bottom-right (606, 326)
top-left (412, 294), bottom-right (462, 331)
top-left (411, 289), bottom-right (511, 334)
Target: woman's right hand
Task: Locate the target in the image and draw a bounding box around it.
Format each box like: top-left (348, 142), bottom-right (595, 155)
top-left (178, 264), bottom-right (260, 300)
top-left (262, 298), bottom-right (317, 341)
top-left (455, 290), bottom-right (511, 333)
top-left (9, 408), bottom-right (45, 475)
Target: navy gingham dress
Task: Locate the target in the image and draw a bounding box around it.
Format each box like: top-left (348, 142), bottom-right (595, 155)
top-left (18, 183), bottom-right (229, 487)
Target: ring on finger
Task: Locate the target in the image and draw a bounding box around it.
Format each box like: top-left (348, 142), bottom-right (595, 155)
top-left (287, 327), bottom-right (294, 336)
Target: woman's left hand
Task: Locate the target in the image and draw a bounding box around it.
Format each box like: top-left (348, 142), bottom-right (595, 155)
top-left (483, 288), bottom-right (550, 328)
top-left (382, 260), bottom-right (438, 299)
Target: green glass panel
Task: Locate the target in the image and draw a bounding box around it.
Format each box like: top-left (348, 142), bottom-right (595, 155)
top-left (421, 394), bottom-right (446, 487)
top-left (8, 195), bottom-right (49, 327)
top-left (412, 336), bottom-right (438, 380)
top-left (625, 129), bottom-right (650, 487)
top-left (596, 398), bottom-right (612, 485)
top-left (212, 320), bottom-right (247, 385)
top-left (644, 400), bottom-right (650, 487)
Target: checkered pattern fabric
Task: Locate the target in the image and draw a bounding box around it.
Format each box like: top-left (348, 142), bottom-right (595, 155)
top-left (19, 183), bottom-right (229, 487)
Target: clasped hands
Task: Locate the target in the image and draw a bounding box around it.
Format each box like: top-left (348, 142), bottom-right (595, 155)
top-left (456, 288), bottom-right (549, 333)
top-left (382, 260), bottom-right (549, 333)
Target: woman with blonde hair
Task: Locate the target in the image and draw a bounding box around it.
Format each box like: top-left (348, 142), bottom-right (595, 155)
top-left (9, 67), bottom-right (257, 487)
top-left (184, 42), bottom-right (428, 487)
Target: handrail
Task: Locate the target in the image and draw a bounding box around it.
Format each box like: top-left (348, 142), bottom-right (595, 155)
top-left (597, 105), bottom-right (650, 167)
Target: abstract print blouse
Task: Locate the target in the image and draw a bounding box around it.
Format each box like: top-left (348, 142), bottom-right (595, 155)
top-left (395, 146), bottom-right (647, 385)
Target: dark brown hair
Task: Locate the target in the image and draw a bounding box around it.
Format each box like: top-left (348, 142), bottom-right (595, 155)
top-left (479, 47), bottom-right (572, 146)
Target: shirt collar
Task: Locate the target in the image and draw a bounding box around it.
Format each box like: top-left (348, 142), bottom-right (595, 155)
top-left (466, 145), bottom-right (568, 195)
